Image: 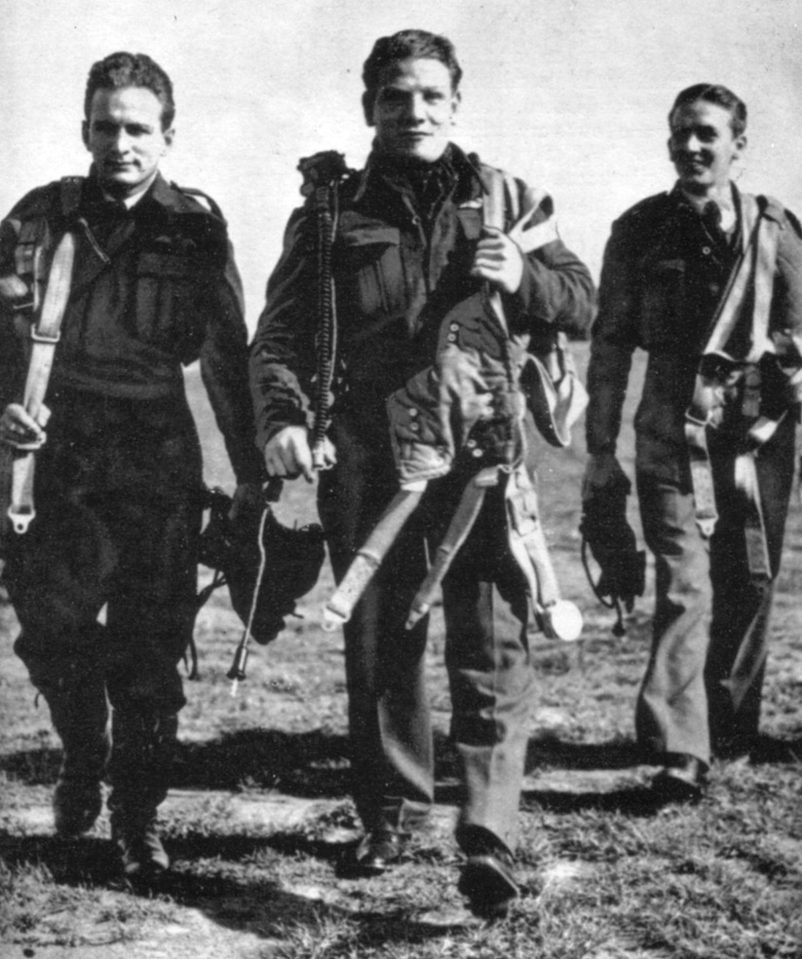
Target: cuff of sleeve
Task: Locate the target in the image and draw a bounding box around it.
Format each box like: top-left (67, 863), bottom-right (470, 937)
top-left (509, 262), bottom-right (553, 329)
top-left (255, 408), bottom-right (309, 455)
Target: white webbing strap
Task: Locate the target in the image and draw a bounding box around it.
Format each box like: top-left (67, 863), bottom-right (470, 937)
top-left (684, 199), bottom-right (780, 583)
top-left (699, 197), bottom-right (760, 356)
top-left (7, 230), bottom-right (76, 534)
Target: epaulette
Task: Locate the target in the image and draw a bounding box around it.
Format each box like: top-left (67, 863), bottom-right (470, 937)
top-left (171, 183), bottom-right (225, 221)
top-left (785, 208), bottom-right (802, 239)
top-left (616, 191), bottom-right (672, 224)
top-left (759, 194), bottom-right (792, 229)
top-left (59, 176), bottom-right (84, 219)
top-left (7, 181), bottom-right (66, 222)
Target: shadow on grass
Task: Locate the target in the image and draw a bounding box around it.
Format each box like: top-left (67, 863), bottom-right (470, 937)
top-left (172, 728), bottom-right (352, 796)
top-left (0, 831), bottom-right (478, 945)
top-left (521, 784), bottom-right (664, 816)
top-left (750, 734), bottom-right (802, 765)
top-left (0, 729), bottom-right (354, 795)
top-left (3, 728), bottom-right (800, 795)
top-left (525, 735), bottom-right (644, 772)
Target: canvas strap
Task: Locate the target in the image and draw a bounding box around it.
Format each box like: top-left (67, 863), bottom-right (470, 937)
top-left (684, 197), bottom-right (780, 583)
top-left (5, 230), bottom-right (76, 535)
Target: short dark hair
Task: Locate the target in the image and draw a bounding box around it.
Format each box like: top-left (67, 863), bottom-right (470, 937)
top-left (669, 83), bottom-right (747, 137)
top-left (362, 29), bottom-right (462, 101)
top-left (84, 52), bottom-right (175, 130)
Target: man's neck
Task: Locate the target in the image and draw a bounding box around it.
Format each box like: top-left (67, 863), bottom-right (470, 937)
top-left (678, 181), bottom-right (736, 232)
top-left (679, 181), bottom-right (734, 214)
top-left (101, 170), bottom-right (159, 209)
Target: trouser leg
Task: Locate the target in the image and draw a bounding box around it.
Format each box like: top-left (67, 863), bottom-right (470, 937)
top-left (341, 566), bottom-right (434, 833)
top-left (102, 493), bottom-right (197, 838)
top-left (636, 477), bottom-right (712, 765)
top-left (14, 635), bottom-right (111, 835)
top-left (5, 500), bottom-right (115, 832)
top-left (319, 429), bottom-right (434, 835)
top-left (706, 420), bottom-right (795, 754)
top-left (330, 514), bottom-right (434, 834)
top-left (443, 486), bottom-right (535, 856)
top-left (14, 634), bottom-right (111, 782)
top-left (106, 708), bottom-right (178, 831)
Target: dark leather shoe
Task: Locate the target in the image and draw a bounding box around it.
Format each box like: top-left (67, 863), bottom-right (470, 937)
top-left (713, 734), bottom-right (755, 764)
top-left (458, 851), bottom-right (520, 919)
top-left (113, 819), bottom-right (170, 880)
top-left (651, 753), bottom-right (708, 804)
top-left (353, 828), bottom-right (402, 876)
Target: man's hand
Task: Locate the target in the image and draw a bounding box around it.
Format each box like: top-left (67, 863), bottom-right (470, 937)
top-left (582, 451), bottom-right (630, 501)
top-left (471, 227), bottom-right (524, 295)
top-left (0, 403), bottom-right (47, 450)
top-left (263, 426), bottom-right (316, 481)
top-left (0, 275), bottom-right (32, 311)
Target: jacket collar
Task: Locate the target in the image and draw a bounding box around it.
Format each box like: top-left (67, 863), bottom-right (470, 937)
top-left (80, 171), bottom-right (192, 224)
top-left (354, 141), bottom-right (485, 207)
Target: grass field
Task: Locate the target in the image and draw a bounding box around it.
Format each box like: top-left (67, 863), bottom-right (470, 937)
top-left (1, 345), bottom-right (801, 959)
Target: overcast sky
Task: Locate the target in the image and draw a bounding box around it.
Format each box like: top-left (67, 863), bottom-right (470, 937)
top-left (2, 0), bottom-right (801, 328)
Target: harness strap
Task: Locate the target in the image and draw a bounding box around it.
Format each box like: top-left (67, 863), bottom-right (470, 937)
top-left (406, 465), bottom-right (499, 629)
top-left (481, 170), bottom-right (580, 628)
top-left (6, 230), bottom-right (76, 535)
top-left (684, 196), bottom-right (781, 583)
top-left (505, 465), bottom-right (583, 641)
top-left (737, 450), bottom-right (772, 584)
top-left (322, 486), bottom-right (425, 631)
top-left (701, 197), bottom-right (761, 355)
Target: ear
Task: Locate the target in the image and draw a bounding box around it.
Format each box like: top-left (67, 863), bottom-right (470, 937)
top-left (362, 91), bottom-right (375, 127)
top-left (162, 126), bottom-right (175, 154)
top-left (666, 135), bottom-right (676, 162)
top-left (733, 133), bottom-right (747, 159)
top-left (81, 120), bottom-right (90, 150)
top-left (450, 89), bottom-right (461, 119)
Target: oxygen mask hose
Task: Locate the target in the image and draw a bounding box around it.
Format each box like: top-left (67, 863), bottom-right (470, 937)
top-left (227, 502), bottom-right (270, 695)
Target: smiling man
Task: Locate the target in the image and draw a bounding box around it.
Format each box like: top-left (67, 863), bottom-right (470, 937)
top-left (250, 29), bottom-right (593, 916)
top-left (584, 84), bottom-right (802, 801)
top-left (0, 52), bottom-right (263, 880)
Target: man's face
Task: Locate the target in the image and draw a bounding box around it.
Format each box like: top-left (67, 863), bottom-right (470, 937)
top-left (364, 57), bottom-right (459, 163)
top-left (668, 99), bottom-right (745, 195)
top-left (82, 86), bottom-right (173, 198)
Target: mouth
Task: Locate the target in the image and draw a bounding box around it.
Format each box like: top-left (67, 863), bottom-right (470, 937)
top-left (105, 160), bottom-right (137, 174)
top-left (677, 155), bottom-right (708, 173)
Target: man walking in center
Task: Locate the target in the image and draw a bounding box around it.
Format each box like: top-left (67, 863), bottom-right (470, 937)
top-left (0, 52), bottom-right (263, 879)
top-left (251, 29), bottom-right (593, 915)
top-left (585, 84), bottom-right (802, 801)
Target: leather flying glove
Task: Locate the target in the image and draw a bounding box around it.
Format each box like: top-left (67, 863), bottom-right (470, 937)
top-left (579, 467), bottom-right (645, 626)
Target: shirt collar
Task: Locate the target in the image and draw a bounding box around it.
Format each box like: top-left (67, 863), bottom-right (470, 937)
top-left (356, 141), bottom-right (483, 205)
top-left (671, 180), bottom-right (739, 234)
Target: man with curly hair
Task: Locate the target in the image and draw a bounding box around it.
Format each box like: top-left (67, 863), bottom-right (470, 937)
top-left (251, 29), bottom-right (593, 916)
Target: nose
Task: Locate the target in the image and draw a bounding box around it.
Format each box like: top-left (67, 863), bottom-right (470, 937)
top-left (685, 131), bottom-right (703, 153)
top-left (110, 128), bottom-right (133, 155)
top-left (405, 92), bottom-right (426, 124)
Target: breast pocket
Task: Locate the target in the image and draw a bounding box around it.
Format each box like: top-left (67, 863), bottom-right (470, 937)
top-left (136, 253), bottom-right (205, 352)
top-left (640, 257), bottom-right (687, 349)
top-left (337, 226), bottom-right (405, 320)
